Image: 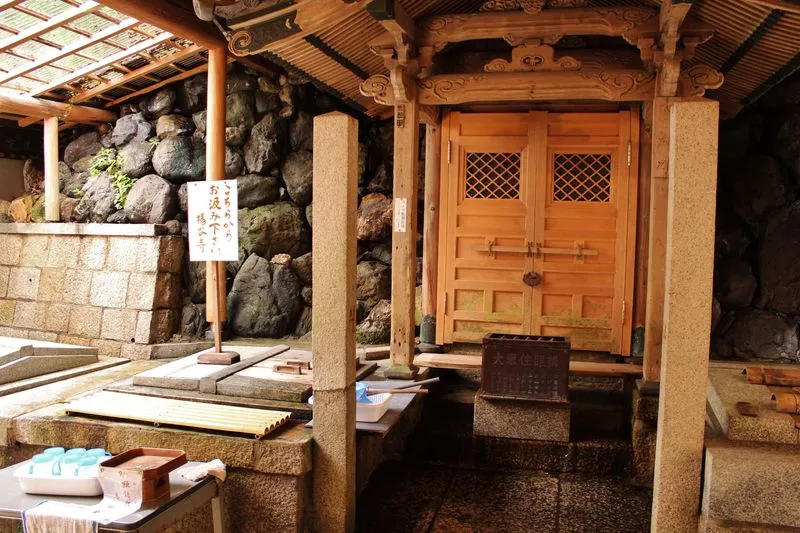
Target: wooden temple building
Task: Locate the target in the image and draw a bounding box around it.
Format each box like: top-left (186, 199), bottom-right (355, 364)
top-left (0, 0), bottom-right (798, 531)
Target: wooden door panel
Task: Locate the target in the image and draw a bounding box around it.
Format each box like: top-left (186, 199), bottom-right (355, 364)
top-left (438, 110), bottom-right (638, 354)
top-left (531, 112), bottom-right (634, 354)
top-left (439, 112), bottom-right (533, 344)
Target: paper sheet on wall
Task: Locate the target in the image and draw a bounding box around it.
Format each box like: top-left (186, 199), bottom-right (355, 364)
top-left (393, 197), bottom-right (407, 233)
top-left (187, 179), bottom-right (239, 262)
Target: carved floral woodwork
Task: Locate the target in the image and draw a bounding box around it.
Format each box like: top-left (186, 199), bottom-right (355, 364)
top-left (418, 7), bottom-right (659, 52)
top-left (414, 70), bottom-right (657, 104)
top-left (483, 42), bottom-right (581, 72)
top-left (678, 65), bottom-right (724, 97)
top-left (480, 0), bottom-right (546, 14)
top-left (360, 74), bottom-right (395, 106)
top-left (479, 0), bottom-right (588, 13)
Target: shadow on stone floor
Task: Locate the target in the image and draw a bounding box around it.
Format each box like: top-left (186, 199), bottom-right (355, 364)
top-left (356, 461), bottom-right (652, 533)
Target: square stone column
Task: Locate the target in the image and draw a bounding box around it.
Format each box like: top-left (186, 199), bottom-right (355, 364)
top-left (311, 112), bottom-right (359, 533)
top-left (651, 99), bottom-right (719, 533)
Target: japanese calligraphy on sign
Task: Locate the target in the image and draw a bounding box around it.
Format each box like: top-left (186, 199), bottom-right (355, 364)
top-left (187, 179), bottom-right (239, 262)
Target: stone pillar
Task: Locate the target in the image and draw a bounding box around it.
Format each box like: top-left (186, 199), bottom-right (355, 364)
top-left (419, 122), bottom-right (441, 350)
top-left (651, 99), bottom-right (719, 533)
top-left (388, 101), bottom-right (420, 379)
top-left (311, 112), bottom-right (358, 533)
top-left (43, 116), bottom-right (59, 222)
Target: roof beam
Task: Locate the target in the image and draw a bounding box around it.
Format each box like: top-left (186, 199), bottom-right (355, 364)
top-left (27, 32), bottom-right (175, 97)
top-left (95, 0), bottom-right (225, 48)
top-left (226, 0), bottom-right (371, 56)
top-left (104, 57), bottom-right (235, 108)
top-left (417, 7), bottom-right (659, 51)
top-left (0, 1), bottom-right (101, 55)
top-left (70, 44), bottom-right (204, 104)
top-left (0, 90), bottom-right (115, 123)
top-left (0, 18), bottom-right (140, 87)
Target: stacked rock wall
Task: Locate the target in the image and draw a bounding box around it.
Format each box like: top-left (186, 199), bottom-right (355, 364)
top-left (8, 64), bottom-right (414, 345)
top-left (712, 72), bottom-right (800, 363)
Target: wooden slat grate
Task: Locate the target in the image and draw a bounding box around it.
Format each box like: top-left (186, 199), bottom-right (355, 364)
top-left (464, 151), bottom-right (522, 199)
top-left (66, 390), bottom-right (291, 439)
top-left (552, 153), bottom-right (612, 202)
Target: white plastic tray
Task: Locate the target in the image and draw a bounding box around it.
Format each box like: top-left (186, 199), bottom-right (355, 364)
top-left (14, 463), bottom-right (102, 496)
top-left (308, 393), bottom-right (392, 423)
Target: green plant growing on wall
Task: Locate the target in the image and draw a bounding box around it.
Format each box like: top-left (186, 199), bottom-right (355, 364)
top-left (89, 148), bottom-right (134, 210)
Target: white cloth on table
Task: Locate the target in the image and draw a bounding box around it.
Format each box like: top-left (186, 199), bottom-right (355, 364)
top-left (23, 501), bottom-right (97, 533)
top-left (176, 459), bottom-right (227, 482)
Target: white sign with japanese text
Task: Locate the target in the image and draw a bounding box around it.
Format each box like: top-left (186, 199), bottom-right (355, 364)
top-left (187, 179), bottom-right (239, 262)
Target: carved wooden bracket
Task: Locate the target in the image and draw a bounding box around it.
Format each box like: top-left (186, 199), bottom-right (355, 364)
top-left (480, 0), bottom-right (546, 14)
top-left (678, 64), bottom-right (724, 97)
top-left (484, 41), bottom-right (581, 72)
top-left (360, 74), bottom-right (395, 105)
top-left (479, 0), bottom-right (588, 14)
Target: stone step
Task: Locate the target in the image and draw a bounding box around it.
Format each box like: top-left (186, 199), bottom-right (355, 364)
top-left (407, 387), bottom-right (632, 476)
top-left (700, 440), bottom-right (800, 531)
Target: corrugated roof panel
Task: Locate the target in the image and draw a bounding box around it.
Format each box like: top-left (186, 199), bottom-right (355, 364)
top-left (69, 13), bottom-right (113, 34)
top-left (18, 0), bottom-right (72, 18)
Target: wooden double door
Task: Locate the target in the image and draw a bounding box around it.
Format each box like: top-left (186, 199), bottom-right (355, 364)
top-left (435, 111), bottom-right (638, 355)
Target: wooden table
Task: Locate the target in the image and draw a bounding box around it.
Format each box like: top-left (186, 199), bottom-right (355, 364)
top-left (0, 461), bottom-right (224, 532)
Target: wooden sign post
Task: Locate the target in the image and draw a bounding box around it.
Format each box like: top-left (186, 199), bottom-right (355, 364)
top-left (188, 45), bottom-right (240, 365)
top-left (188, 179), bottom-right (240, 364)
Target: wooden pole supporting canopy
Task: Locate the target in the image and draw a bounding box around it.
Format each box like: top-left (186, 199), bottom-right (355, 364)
top-left (204, 45), bottom-right (229, 357)
top-left (0, 91), bottom-right (115, 123)
top-left (387, 99), bottom-right (420, 379)
top-left (43, 116), bottom-right (59, 222)
top-left (419, 122), bottom-right (441, 347)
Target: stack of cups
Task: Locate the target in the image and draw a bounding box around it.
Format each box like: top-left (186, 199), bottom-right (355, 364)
top-left (28, 447), bottom-right (111, 477)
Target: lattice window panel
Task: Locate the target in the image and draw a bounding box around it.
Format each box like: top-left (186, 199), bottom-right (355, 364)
top-left (464, 152), bottom-right (521, 200)
top-left (552, 153), bottom-right (612, 202)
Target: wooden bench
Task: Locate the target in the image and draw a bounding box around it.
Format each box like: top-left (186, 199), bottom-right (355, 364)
top-left (414, 353), bottom-right (643, 379)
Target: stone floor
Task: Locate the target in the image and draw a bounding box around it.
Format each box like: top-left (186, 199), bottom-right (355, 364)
top-left (356, 461), bottom-right (653, 533)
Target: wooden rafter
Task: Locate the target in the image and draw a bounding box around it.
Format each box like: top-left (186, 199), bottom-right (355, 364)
top-left (70, 44), bottom-right (204, 104)
top-left (743, 0), bottom-right (800, 14)
top-left (27, 32), bottom-right (175, 97)
top-left (0, 1), bottom-right (102, 55)
top-left (0, 89), bottom-right (115, 122)
top-left (0, 18), bottom-right (140, 87)
top-left (96, 0), bottom-right (225, 48)
top-left (226, 0), bottom-right (371, 56)
top-left (104, 57), bottom-right (235, 108)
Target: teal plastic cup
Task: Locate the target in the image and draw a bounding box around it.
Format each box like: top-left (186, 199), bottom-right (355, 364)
top-left (64, 448), bottom-right (86, 456)
top-left (53, 454), bottom-right (81, 476)
top-left (28, 454), bottom-right (55, 475)
top-left (76, 456), bottom-right (100, 476)
top-left (85, 448), bottom-right (110, 458)
top-left (42, 447), bottom-right (65, 457)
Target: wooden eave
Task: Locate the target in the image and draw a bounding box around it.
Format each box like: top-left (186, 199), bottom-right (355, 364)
top-left (0, 0), bottom-right (276, 128)
top-left (195, 0), bottom-right (800, 119)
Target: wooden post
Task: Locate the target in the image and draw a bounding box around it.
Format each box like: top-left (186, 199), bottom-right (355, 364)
top-left (631, 103), bottom-right (652, 356)
top-left (43, 116), bottom-right (59, 222)
top-left (387, 100), bottom-right (420, 379)
top-left (311, 112), bottom-right (359, 533)
top-left (642, 97), bottom-right (670, 382)
top-left (419, 122), bottom-right (441, 349)
top-left (651, 98), bottom-right (718, 532)
top-left (205, 45), bottom-right (227, 354)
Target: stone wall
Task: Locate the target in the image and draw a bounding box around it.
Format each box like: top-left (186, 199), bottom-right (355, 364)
top-left (0, 224), bottom-right (183, 357)
top-left (6, 64), bottom-right (406, 346)
top-left (712, 71), bottom-right (800, 362)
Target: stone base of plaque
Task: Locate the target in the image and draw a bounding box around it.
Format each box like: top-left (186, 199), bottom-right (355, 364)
top-left (473, 390), bottom-right (570, 442)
